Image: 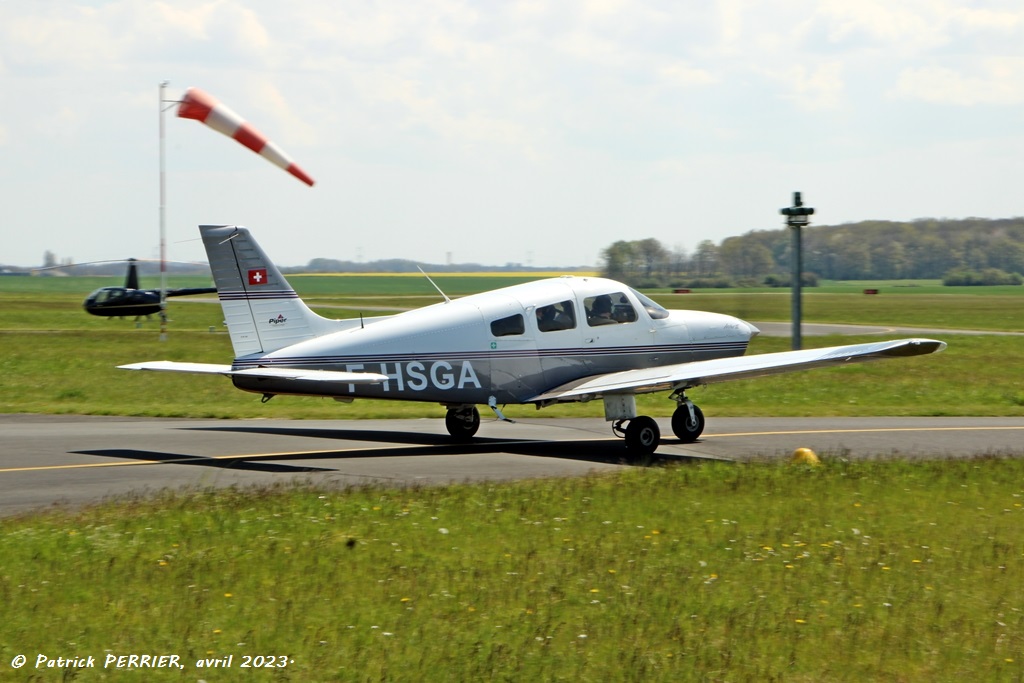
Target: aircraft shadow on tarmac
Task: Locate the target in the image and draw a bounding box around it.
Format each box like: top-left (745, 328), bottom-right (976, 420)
top-left (174, 424), bottom-right (704, 467)
top-left (72, 449), bottom-right (337, 474)
top-left (70, 426), bottom-right (707, 472)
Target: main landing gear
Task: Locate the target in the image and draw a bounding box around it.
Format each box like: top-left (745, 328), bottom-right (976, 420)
top-left (445, 405), bottom-right (481, 441)
top-left (442, 393), bottom-right (707, 461)
top-left (608, 392), bottom-right (706, 461)
top-left (613, 416), bottom-right (661, 456)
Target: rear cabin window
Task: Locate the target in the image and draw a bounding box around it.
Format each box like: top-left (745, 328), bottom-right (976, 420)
top-left (535, 300), bottom-right (576, 332)
top-left (490, 314), bottom-right (525, 337)
top-left (585, 292), bottom-right (637, 326)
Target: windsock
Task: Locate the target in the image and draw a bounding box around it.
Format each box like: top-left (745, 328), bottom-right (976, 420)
top-left (177, 87), bottom-right (315, 187)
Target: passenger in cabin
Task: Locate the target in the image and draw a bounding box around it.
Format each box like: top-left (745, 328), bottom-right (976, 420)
top-left (537, 302), bottom-right (574, 332)
top-left (537, 305), bottom-right (558, 331)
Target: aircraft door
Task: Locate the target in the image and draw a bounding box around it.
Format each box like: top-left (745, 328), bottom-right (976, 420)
top-left (480, 297), bottom-right (543, 403)
top-left (580, 290), bottom-right (659, 374)
top-left (534, 299), bottom-right (589, 390)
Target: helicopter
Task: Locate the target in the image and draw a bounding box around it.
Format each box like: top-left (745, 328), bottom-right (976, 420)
top-left (34, 258), bottom-right (216, 319)
top-left (81, 258), bottom-right (216, 318)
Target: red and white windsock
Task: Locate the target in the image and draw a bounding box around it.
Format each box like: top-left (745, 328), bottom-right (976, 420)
top-left (177, 87), bottom-right (315, 187)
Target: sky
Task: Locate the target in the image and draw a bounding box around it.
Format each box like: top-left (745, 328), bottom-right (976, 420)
top-left (2, 1), bottom-right (1024, 269)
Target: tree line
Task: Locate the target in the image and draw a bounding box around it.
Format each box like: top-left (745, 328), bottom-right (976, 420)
top-left (600, 217), bottom-right (1024, 287)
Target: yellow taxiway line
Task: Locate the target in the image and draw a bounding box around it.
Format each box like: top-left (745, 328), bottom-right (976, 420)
top-left (2, 425), bottom-right (1022, 475)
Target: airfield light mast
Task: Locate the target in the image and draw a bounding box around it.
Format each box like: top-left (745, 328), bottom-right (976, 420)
top-left (781, 191), bottom-right (814, 350)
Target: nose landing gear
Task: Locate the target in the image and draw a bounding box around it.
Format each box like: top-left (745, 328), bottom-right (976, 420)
top-left (671, 395), bottom-right (705, 443)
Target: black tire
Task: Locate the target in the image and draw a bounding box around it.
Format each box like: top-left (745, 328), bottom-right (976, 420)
top-left (671, 403), bottom-right (705, 442)
top-left (445, 407), bottom-right (481, 440)
top-left (624, 416), bottom-right (660, 457)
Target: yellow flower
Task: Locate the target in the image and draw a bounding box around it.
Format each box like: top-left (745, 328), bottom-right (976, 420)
top-left (224, 593), bottom-right (233, 598)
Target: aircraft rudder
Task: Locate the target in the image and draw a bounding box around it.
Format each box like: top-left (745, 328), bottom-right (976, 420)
top-left (198, 224), bottom-right (331, 356)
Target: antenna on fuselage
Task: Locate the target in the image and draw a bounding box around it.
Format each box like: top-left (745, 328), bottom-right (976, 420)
top-left (417, 266), bottom-right (451, 303)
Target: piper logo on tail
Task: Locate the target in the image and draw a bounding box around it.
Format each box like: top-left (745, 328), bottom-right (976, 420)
top-left (248, 268), bottom-right (268, 285)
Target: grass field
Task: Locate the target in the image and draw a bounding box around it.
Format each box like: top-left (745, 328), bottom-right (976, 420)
top-left (2, 276), bottom-right (1023, 681)
top-left (3, 460), bottom-right (1023, 681)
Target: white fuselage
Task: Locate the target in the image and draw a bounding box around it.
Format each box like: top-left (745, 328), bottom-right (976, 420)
top-left (228, 277), bottom-right (758, 405)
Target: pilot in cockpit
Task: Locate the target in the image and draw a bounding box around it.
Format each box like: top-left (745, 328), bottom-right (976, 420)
top-left (587, 295), bottom-right (616, 325)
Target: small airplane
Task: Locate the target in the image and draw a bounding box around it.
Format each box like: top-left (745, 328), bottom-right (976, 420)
top-left (79, 259), bottom-right (216, 319)
top-left (121, 224), bottom-right (946, 459)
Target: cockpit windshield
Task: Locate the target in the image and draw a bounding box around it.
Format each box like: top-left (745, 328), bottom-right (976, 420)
top-left (90, 288), bottom-right (127, 304)
top-left (630, 288), bottom-right (670, 319)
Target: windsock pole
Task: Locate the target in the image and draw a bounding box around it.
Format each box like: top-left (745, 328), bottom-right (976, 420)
top-left (158, 80), bottom-right (169, 341)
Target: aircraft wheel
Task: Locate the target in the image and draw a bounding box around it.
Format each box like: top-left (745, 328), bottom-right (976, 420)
top-left (445, 406), bottom-right (481, 440)
top-left (624, 416), bottom-right (660, 458)
top-left (672, 403), bottom-right (705, 442)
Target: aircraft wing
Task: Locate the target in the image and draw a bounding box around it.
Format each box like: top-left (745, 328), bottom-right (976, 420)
top-left (118, 361), bottom-right (388, 384)
top-left (530, 338), bottom-right (946, 402)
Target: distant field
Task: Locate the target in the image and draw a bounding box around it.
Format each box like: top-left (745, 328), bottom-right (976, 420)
top-left (657, 292), bottom-right (1024, 331)
top-left (1, 277), bottom-right (1022, 418)
top-left (290, 270), bottom-right (599, 277)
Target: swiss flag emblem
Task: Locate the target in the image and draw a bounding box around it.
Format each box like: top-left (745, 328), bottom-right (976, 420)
top-left (248, 268), bottom-right (268, 286)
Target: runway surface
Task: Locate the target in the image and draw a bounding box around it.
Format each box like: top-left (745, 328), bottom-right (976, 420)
top-left (2, 414), bottom-right (1023, 517)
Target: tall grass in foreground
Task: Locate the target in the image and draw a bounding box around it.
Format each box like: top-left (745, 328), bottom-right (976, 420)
top-left (3, 458), bottom-right (1023, 681)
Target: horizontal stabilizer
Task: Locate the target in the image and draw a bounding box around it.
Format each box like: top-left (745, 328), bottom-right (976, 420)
top-left (119, 361), bottom-right (388, 385)
top-left (530, 338), bottom-right (947, 402)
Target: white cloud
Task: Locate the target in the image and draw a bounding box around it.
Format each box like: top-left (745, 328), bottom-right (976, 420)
top-left (894, 58), bottom-right (1024, 105)
top-left (819, 0), bottom-right (951, 52)
top-left (761, 61), bottom-right (845, 110)
top-left (952, 6), bottom-right (1024, 33)
top-left (658, 62), bottom-right (718, 88)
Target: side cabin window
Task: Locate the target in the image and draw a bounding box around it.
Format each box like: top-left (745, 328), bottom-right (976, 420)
top-left (536, 300), bottom-right (576, 332)
top-left (585, 292), bottom-right (637, 327)
top-left (490, 313), bottom-right (525, 337)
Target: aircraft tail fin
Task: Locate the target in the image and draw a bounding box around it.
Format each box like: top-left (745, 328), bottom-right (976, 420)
top-left (200, 224), bottom-right (341, 357)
